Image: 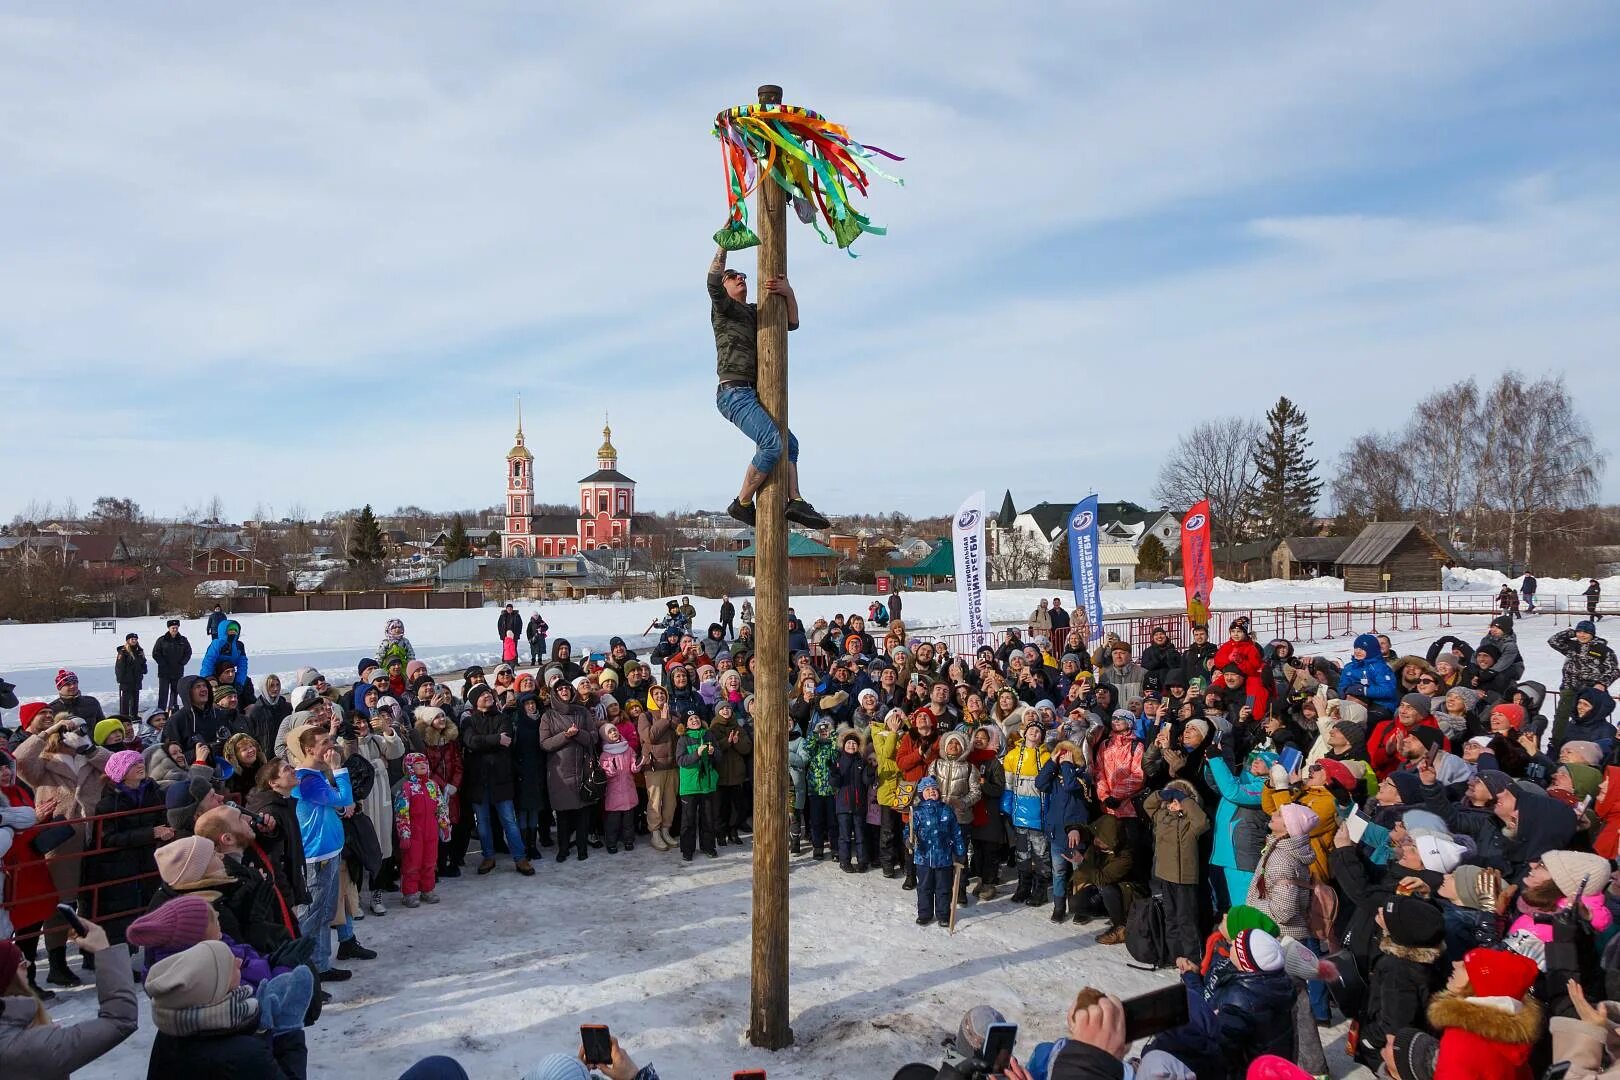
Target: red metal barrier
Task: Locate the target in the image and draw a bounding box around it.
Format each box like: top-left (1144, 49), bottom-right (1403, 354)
top-left (3, 799), bottom-right (169, 939)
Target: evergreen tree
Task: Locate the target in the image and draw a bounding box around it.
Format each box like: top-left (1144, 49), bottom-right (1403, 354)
top-left (349, 504), bottom-right (386, 564)
top-left (445, 513), bottom-right (471, 562)
top-left (1048, 540), bottom-right (1071, 581)
top-left (1247, 397), bottom-right (1322, 537)
top-left (1138, 534), bottom-right (1169, 579)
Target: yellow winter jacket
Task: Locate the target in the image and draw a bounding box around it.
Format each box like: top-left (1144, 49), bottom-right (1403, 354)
top-left (871, 727), bottom-right (902, 808)
top-left (1260, 784), bottom-right (1338, 880)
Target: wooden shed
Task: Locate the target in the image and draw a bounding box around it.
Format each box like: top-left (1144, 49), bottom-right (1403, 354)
top-left (737, 533), bottom-right (841, 587)
top-left (1335, 522), bottom-right (1448, 592)
top-left (1272, 535), bottom-right (1352, 581)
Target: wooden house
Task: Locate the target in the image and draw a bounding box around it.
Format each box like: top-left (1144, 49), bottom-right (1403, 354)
top-left (1335, 522), bottom-right (1448, 592)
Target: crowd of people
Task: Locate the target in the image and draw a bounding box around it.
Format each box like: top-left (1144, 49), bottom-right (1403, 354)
top-left (3, 594), bottom-right (1620, 1078)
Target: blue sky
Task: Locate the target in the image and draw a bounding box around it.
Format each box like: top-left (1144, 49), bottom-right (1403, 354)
top-left (3, 3), bottom-right (1618, 521)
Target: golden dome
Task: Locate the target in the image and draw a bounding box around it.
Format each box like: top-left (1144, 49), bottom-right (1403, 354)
top-left (597, 416), bottom-right (617, 460)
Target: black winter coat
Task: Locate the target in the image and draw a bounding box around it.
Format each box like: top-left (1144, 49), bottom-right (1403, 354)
top-left (114, 645), bottom-right (148, 688)
top-left (244, 697), bottom-right (291, 757)
top-left (146, 1025), bottom-right (307, 1080)
top-left (164, 676), bottom-right (217, 754)
top-left (245, 787), bottom-right (310, 907)
top-left (510, 696), bottom-right (548, 813)
top-left (497, 609), bottom-right (523, 641)
top-left (46, 693), bottom-right (106, 726)
top-left (86, 780), bottom-right (165, 930)
top-left (1140, 641), bottom-right (1182, 691)
top-left (1180, 642), bottom-right (1218, 685)
top-left (461, 706), bottom-right (517, 805)
top-left (152, 632), bottom-right (193, 679)
top-left (1352, 940), bottom-right (1447, 1069)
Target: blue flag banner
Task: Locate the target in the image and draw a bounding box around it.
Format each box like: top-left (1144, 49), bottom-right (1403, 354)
top-left (1067, 495), bottom-right (1103, 644)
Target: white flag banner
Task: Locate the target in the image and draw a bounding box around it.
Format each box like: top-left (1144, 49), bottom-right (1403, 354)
top-left (951, 491), bottom-right (992, 649)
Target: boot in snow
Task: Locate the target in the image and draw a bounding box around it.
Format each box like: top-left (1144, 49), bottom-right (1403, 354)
top-left (902, 865), bottom-right (917, 891)
top-left (46, 946), bottom-right (81, 987)
top-left (1009, 865), bottom-right (1032, 905)
top-left (1024, 880), bottom-right (1049, 908)
top-left (1050, 895), bottom-right (1068, 923)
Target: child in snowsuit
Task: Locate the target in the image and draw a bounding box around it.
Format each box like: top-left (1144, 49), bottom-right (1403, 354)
top-left (599, 721), bottom-right (641, 853)
top-left (910, 776), bottom-right (966, 927)
top-left (676, 712), bottom-right (719, 860)
top-left (833, 729), bottom-right (874, 872)
top-left (803, 718), bottom-right (839, 860)
top-left (395, 751), bottom-right (451, 906)
top-left (502, 630), bottom-right (518, 665)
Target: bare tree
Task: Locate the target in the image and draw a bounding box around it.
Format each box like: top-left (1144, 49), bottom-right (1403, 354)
top-left (1403, 379), bottom-right (1483, 546)
top-left (1329, 431), bottom-right (1417, 525)
top-left (1478, 372), bottom-right (1605, 568)
top-left (1153, 416), bottom-right (1262, 550)
top-left (987, 528), bottom-right (1047, 582)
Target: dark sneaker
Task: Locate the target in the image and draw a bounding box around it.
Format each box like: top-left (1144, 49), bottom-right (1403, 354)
top-left (337, 938), bottom-right (377, 961)
top-left (318, 968), bottom-right (353, 982)
top-left (784, 498), bottom-right (830, 530)
top-left (727, 497), bottom-right (757, 526)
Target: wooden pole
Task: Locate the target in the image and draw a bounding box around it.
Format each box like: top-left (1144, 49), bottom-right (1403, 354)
top-left (748, 80), bottom-right (793, 1051)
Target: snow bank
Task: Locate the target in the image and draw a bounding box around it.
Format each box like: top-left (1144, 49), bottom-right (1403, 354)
top-left (1445, 567), bottom-right (1620, 595)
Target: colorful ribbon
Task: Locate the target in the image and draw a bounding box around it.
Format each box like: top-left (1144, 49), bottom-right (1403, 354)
top-left (712, 103), bottom-right (904, 254)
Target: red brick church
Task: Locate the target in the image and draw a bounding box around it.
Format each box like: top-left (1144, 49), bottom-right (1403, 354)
top-left (502, 404), bottom-right (655, 557)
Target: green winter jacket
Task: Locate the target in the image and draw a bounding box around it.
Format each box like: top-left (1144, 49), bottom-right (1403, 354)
top-left (677, 729), bottom-right (719, 796)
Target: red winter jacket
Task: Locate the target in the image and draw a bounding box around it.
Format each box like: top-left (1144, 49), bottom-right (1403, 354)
top-left (1367, 714), bottom-right (1442, 778)
top-left (1213, 639), bottom-right (1269, 718)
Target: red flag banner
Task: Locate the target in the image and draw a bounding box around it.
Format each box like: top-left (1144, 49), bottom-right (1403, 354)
top-left (1181, 499), bottom-right (1214, 626)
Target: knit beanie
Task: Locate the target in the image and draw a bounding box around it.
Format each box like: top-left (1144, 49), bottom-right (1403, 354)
top-left (1386, 770), bottom-right (1424, 805)
top-left (1450, 865), bottom-right (1504, 913)
top-left (1230, 929), bottom-right (1285, 973)
top-left (1561, 741), bottom-right (1604, 767)
top-left (1224, 904), bottom-right (1280, 939)
top-left (144, 940), bottom-right (237, 1009)
top-left (55, 669), bottom-right (78, 690)
top-left (1280, 937), bottom-right (1339, 982)
top-left (93, 719), bottom-right (125, 747)
top-left (1315, 758), bottom-right (1356, 792)
top-left (1463, 946), bottom-right (1539, 999)
top-left (1400, 693), bottom-right (1432, 717)
top-left (103, 749), bottom-right (144, 785)
top-left (1183, 718), bottom-right (1212, 742)
top-left (155, 836), bottom-right (220, 887)
top-left (296, 667), bottom-right (323, 687)
top-left (520, 1055), bottom-right (589, 1080)
top-left (1246, 1055), bottom-right (1313, 1080)
top-left (1416, 835), bottom-right (1467, 874)
top-left (18, 701), bottom-right (50, 729)
top-left (955, 1004), bottom-right (1009, 1056)
top-left (1383, 895), bottom-right (1446, 948)
top-left (127, 895), bottom-right (215, 949)
top-left (1277, 802), bottom-right (1319, 839)
top-left (287, 685), bottom-right (320, 712)
top-left (1474, 769), bottom-right (1513, 797)
top-left (1542, 850), bottom-right (1611, 898)
top-left (1489, 703), bottom-right (1526, 731)
top-left (1401, 809), bottom-right (1451, 840)
top-left (1560, 763), bottom-right (1604, 801)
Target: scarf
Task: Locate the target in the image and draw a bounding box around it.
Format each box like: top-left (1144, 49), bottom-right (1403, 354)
top-left (151, 983), bottom-right (260, 1037)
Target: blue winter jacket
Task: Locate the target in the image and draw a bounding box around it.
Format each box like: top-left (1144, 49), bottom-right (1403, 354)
top-left (1204, 756), bottom-right (1267, 871)
top-left (292, 766), bottom-right (353, 861)
top-left (1338, 634), bottom-right (1399, 713)
top-left (199, 620), bottom-right (249, 687)
top-left (909, 797), bottom-right (966, 868)
top-left (1034, 759), bottom-right (1090, 851)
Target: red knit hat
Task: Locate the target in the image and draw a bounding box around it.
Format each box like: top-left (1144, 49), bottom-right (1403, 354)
top-left (18, 701), bottom-right (50, 728)
top-left (1490, 704), bottom-right (1526, 731)
top-left (126, 896), bottom-right (214, 950)
top-left (1315, 758), bottom-right (1357, 792)
top-left (54, 669), bottom-right (78, 691)
top-left (1463, 947), bottom-right (1539, 1000)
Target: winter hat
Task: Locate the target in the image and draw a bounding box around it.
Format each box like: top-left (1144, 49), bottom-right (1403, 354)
top-left (127, 896), bottom-right (214, 949)
top-left (1400, 693), bottom-right (1432, 717)
top-left (1230, 928), bottom-right (1285, 973)
top-left (1502, 928), bottom-right (1547, 972)
top-left (1383, 895), bottom-right (1446, 947)
top-left (1416, 835), bottom-right (1467, 874)
top-left (857, 688), bottom-right (878, 705)
top-left (1450, 865), bottom-right (1504, 913)
top-left (1542, 850), bottom-right (1611, 898)
top-left (1476, 641), bottom-right (1503, 663)
top-left (1475, 769), bottom-right (1513, 797)
top-left (1246, 1056), bottom-right (1313, 1080)
top-left (296, 667), bottom-right (323, 687)
top-left (1034, 699), bottom-right (1057, 714)
top-left (1559, 763), bottom-right (1604, 801)
top-left (1386, 770), bottom-right (1424, 805)
top-left (400, 1057), bottom-right (472, 1080)
top-left (287, 684), bottom-right (320, 712)
top-left (91, 718), bottom-right (124, 747)
top-left (155, 836), bottom-right (221, 887)
top-left (1315, 758), bottom-right (1356, 792)
top-left (1224, 905), bottom-right (1280, 939)
top-left (55, 669), bottom-right (78, 690)
top-left (1577, 619), bottom-right (1597, 635)
top-left (1490, 615), bottom-right (1515, 635)
top-left (1561, 741), bottom-right (1604, 767)
top-left (1401, 809), bottom-right (1451, 840)
top-left (357, 657), bottom-right (379, 677)
top-left (1463, 947), bottom-right (1539, 1000)
top-left (955, 1004), bottom-right (1008, 1056)
top-left (463, 664), bottom-right (485, 680)
top-left (1183, 718), bottom-right (1212, 742)
top-left (521, 1056), bottom-right (589, 1080)
top-left (1060, 652), bottom-right (1083, 667)
top-left (144, 940), bottom-right (237, 1009)
top-left (103, 749), bottom-right (144, 785)
top-left (18, 701), bottom-right (50, 729)
top-left (1408, 727), bottom-right (1444, 753)
top-left (402, 751), bottom-right (428, 773)
top-left (1110, 708), bottom-right (1135, 726)
top-left (1277, 802), bottom-right (1319, 839)
top-left (916, 776), bottom-right (941, 795)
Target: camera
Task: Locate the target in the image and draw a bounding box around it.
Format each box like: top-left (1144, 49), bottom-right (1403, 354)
top-left (933, 1022), bottom-right (1015, 1079)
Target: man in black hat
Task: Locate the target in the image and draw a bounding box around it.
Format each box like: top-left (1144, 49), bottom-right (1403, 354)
top-left (496, 603), bottom-right (522, 654)
top-left (152, 618), bottom-right (193, 711)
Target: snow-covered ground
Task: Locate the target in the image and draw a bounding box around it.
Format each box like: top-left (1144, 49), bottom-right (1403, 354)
top-left (3, 572), bottom-right (1608, 711)
top-left (34, 582), bottom-right (1594, 1078)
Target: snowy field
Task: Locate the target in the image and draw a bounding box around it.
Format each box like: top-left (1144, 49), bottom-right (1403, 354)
top-left (31, 568), bottom-right (1606, 1079)
top-left (3, 567), bottom-right (1608, 710)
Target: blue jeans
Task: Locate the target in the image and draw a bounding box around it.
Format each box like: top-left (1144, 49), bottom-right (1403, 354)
top-left (717, 385), bottom-right (798, 474)
top-left (300, 855), bottom-right (342, 972)
top-left (475, 798), bottom-right (527, 866)
top-left (1050, 844), bottom-right (1072, 900)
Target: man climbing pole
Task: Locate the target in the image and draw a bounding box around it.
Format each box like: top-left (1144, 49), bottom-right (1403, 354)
top-left (709, 245), bottom-right (830, 530)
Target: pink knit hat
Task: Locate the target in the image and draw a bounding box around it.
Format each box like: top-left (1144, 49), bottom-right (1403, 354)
top-left (55, 669), bottom-right (78, 690)
top-left (155, 836), bottom-right (220, 887)
top-left (127, 896), bottom-right (214, 949)
top-left (1277, 802), bottom-right (1319, 839)
top-left (103, 749), bottom-right (144, 785)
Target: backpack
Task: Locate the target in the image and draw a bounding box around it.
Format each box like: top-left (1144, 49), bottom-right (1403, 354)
top-left (1125, 891), bottom-right (1171, 969)
top-left (578, 756), bottom-right (608, 806)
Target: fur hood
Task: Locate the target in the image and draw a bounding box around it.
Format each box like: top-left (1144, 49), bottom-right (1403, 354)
top-left (1380, 938), bottom-right (1445, 965)
top-left (1427, 990), bottom-right (1543, 1045)
top-left (414, 707), bottom-right (459, 746)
